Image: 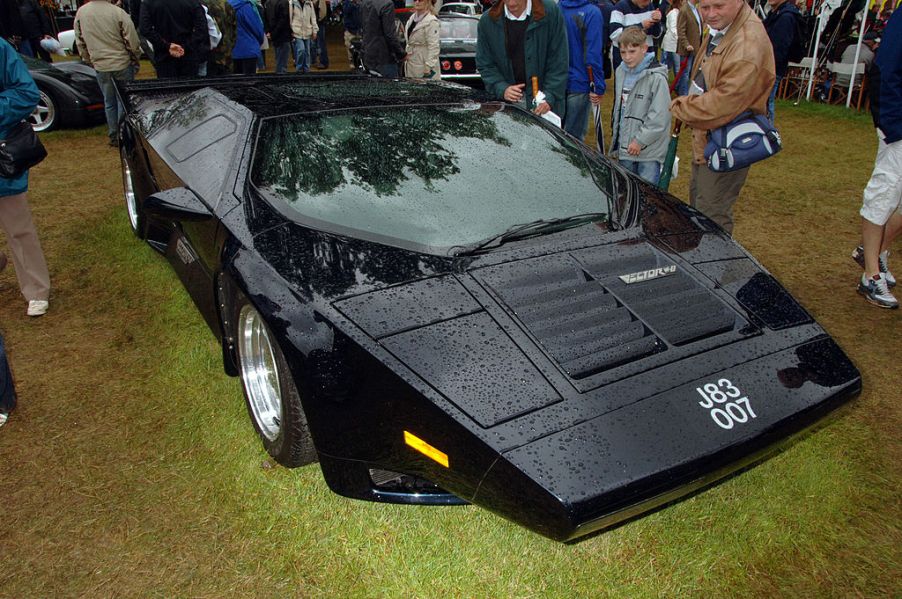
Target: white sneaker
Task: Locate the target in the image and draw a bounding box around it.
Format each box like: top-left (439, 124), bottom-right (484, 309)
top-left (0, 412), bottom-right (8, 428)
top-left (857, 273), bottom-right (899, 309)
top-left (26, 300), bottom-right (49, 317)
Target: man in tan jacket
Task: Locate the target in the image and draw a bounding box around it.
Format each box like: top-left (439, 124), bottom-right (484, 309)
top-left (74, 0), bottom-right (141, 146)
top-left (670, 0), bottom-right (774, 235)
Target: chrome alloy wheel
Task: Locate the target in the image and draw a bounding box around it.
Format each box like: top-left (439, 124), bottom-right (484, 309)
top-left (121, 151), bottom-right (139, 232)
top-left (29, 90), bottom-right (56, 132)
top-left (238, 305), bottom-right (283, 442)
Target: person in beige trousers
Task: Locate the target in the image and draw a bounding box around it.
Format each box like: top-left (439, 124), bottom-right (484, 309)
top-left (0, 37), bottom-right (50, 317)
top-left (404, 0), bottom-right (440, 79)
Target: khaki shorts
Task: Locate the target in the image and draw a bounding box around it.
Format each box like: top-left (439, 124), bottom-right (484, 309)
top-left (860, 129), bottom-right (902, 226)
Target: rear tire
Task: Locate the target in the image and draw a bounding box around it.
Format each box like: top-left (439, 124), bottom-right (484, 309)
top-left (236, 302), bottom-right (317, 467)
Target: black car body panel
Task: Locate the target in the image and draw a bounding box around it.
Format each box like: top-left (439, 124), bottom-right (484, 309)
top-left (118, 75), bottom-right (860, 542)
top-left (25, 56), bottom-right (105, 130)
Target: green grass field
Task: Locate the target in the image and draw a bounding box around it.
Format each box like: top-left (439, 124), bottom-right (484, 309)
top-left (0, 89), bottom-right (898, 597)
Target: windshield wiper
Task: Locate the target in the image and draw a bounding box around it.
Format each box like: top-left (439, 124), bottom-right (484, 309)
top-left (451, 212), bottom-right (608, 256)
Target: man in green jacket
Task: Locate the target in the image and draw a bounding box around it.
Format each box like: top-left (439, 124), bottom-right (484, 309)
top-left (475, 0), bottom-right (569, 116)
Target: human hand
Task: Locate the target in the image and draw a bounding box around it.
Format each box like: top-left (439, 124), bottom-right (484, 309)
top-left (686, 44), bottom-right (694, 52)
top-left (533, 101), bottom-right (551, 116)
top-left (651, 9), bottom-right (661, 21)
top-left (504, 83), bottom-right (525, 102)
top-left (169, 43), bottom-right (184, 58)
top-left (589, 92), bottom-right (602, 105)
top-left (627, 140), bottom-right (641, 156)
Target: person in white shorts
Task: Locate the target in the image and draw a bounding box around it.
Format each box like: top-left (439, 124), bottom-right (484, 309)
top-left (853, 10), bottom-right (901, 309)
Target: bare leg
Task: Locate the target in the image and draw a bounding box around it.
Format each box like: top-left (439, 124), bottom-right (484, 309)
top-left (861, 218), bottom-right (884, 277)
top-left (880, 211), bottom-right (902, 254)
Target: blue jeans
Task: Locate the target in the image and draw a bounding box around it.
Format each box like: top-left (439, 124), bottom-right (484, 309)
top-left (767, 75), bottom-right (783, 124)
top-left (663, 51), bottom-right (680, 79)
top-left (563, 92), bottom-right (590, 141)
top-left (294, 38), bottom-right (312, 72)
top-left (375, 63), bottom-right (399, 78)
top-left (96, 64), bottom-right (137, 141)
top-left (676, 54), bottom-right (693, 96)
top-left (274, 41), bottom-right (291, 74)
top-left (311, 23), bottom-right (328, 66)
top-left (197, 61), bottom-right (207, 76)
top-left (620, 159), bottom-right (662, 185)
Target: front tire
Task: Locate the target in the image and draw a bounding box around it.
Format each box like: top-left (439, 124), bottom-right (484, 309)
top-left (29, 89), bottom-right (57, 132)
top-left (236, 302), bottom-right (317, 467)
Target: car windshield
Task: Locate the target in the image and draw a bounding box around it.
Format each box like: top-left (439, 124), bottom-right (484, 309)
top-left (440, 17), bottom-right (478, 39)
top-left (251, 104), bottom-right (614, 253)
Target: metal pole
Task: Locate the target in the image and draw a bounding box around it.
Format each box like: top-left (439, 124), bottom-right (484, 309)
top-left (805, 1), bottom-right (827, 100)
top-left (847, 4), bottom-right (869, 108)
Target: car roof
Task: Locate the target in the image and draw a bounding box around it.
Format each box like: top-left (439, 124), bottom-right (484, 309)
top-left (123, 74), bottom-right (488, 119)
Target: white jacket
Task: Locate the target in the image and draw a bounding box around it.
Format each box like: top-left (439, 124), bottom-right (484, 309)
top-left (404, 12), bottom-right (440, 79)
top-left (289, 0), bottom-right (318, 39)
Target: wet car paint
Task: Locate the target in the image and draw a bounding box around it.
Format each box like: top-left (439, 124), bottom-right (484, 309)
top-left (118, 75), bottom-right (861, 541)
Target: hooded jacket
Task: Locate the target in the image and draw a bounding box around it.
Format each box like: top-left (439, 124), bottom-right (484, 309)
top-left (670, 2), bottom-right (775, 164)
top-left (475, 0), bottom-right (569, 112)
top-left (229, 0), bottom-right (265, 59)
top-left (609, 57), bottom-right (671, 161)
top-left (763, 0), bottom-right (801, 77)
top-left (0, 38), bottom-right (39, 196)
top-left (560, 0), bottom-right (605, 94)
top-left (289, 0), bottom-right (318, 39)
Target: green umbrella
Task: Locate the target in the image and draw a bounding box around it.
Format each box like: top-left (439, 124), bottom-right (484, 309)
top-left (658, 120), bottom-right (682, 191)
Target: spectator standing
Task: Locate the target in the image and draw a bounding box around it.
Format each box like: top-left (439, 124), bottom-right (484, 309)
top-left (0, 37), bottom-right (51, 317)
top-left (1, 0), bottom-right (26, 49)
top-left (289, 0), bottom-right (317, 72)
top-left (475, 0), bottom-right (569, 117)
top-left (608, 0), bottom-right (664, 70)
top-left (854, 10), bottom-right (901, 309)
top-left (265, 0), bottom-right (292, 73)
top-left (229, 0), bottom-right (266, 73)
top-left (560, 0), bottom-right (605, 140)
top-left (74, 0), bottom-right (141, 146)
top-left (343, 0), bottom-right (360, 67)
top-left (675, 0), bottom-right (700, 95)
top-left (661, 0), bottom-right (680, 79)
top-left (17, 0), bottom-right (54, 61)
top-left (608, 27), bottom-right (670, 183)
top-left (207, 0), bottom-right (237, 73)
top-left (595, 0), bottom-right (615, 79)
top-left (404, 0), bottom-right (439, 78)
top-left (310, 0), bottom-right (329, 68)
top-left (197, 1), bottom-right (223, 75)
top-left (140, 0), bottom-right (208, 77)
top-left (360, 0), bottom-right (405, 77)
top-left (669, 0), bottom-right (774, 235)
top-left (763, 0), bottom-right (802, 122)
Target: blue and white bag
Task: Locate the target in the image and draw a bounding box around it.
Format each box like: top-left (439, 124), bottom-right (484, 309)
top-left (704, 112), bottom-right (782, 172)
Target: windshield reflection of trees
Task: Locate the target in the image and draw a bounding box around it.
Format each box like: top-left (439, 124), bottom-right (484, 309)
top-left (253, 106), bottom-right (511, 197)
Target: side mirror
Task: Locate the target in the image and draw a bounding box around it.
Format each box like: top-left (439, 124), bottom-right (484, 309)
top-left (144, 187), bottom-right (213, 222)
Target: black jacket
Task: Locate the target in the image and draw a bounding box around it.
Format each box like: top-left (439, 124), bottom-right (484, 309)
top-left (0, 0), bottom-right (25, 40)
top-left (360, 0), bottom-right (404, 68)
top-left (763, 0), bottom-right (801, 77)
top-left (18, 0), bottom-right (52, 40)
top-left (140, 0), bottom-right (208, 63)
top-left (264, 0), bottom-right (291, 44)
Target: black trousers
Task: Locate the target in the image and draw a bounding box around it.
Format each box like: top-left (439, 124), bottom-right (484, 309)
top-left (233, 58), bottom-right (258, 75)
top-left (154, 58), bottom-right (199, 78)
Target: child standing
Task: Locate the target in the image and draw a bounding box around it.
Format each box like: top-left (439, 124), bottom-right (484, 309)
top-left (289, 0), bottom-right (318, 73)
top-left (609, 27), bottom-right (671, 185)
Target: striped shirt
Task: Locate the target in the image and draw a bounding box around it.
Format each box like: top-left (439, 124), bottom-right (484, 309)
top-left (609, 0), bottom-right (665, 48)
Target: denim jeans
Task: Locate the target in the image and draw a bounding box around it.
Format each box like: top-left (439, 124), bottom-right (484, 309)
top-left (767, 75), bottom-right (783, 124)
top-left (563, 92), bottom-right (590, 141)
top-left (96, 64), bottom-right (137, 141)
top-left (675, 54), bottom-right (693, 96)
top-left (272, 41), bottom-right (291, 73)
top-left (294, 38), bottom-right (312, 72)
top-left (663, 51), bottom-right (680, 79)
top-left (620, 159), bottom-right (662, 185)
top-left (374, 63), bottom-right (399, 78)
top-left (197, 61), bottom-right (208, 76)
top-left (311, 23), bottom-right (328, 66)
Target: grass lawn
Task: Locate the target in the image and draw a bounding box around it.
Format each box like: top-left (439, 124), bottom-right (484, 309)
top-left (0, 60), bottom-right (899, 596)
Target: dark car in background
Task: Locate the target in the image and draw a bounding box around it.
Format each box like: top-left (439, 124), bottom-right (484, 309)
top-left (24, 56), bottom-right (105, 132)
top-left (117, 75), bottom-right (860, 542)
top-left (438, 14), bottom-right (479, 82)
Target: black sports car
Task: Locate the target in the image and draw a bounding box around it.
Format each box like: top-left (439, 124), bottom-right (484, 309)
top-left (118, 75), bottom-right (860, 542)
top-left (24, 56), bottom-right (105, 132)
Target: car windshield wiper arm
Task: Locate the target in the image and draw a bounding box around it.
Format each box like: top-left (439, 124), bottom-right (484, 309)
top-left (451, 213), bottom-right (608, 256)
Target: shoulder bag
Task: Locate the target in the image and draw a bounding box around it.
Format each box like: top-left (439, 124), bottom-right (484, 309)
top-left (704, 112), bottom-right (781, 172)
top-left (0, 121), bottom-right (48, 179)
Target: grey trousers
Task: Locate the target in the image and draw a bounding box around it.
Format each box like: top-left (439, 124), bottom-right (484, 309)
top-left (0, 192), bottom-right (50, 301)
top-left (689, 162), bottom-right (750, 235)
